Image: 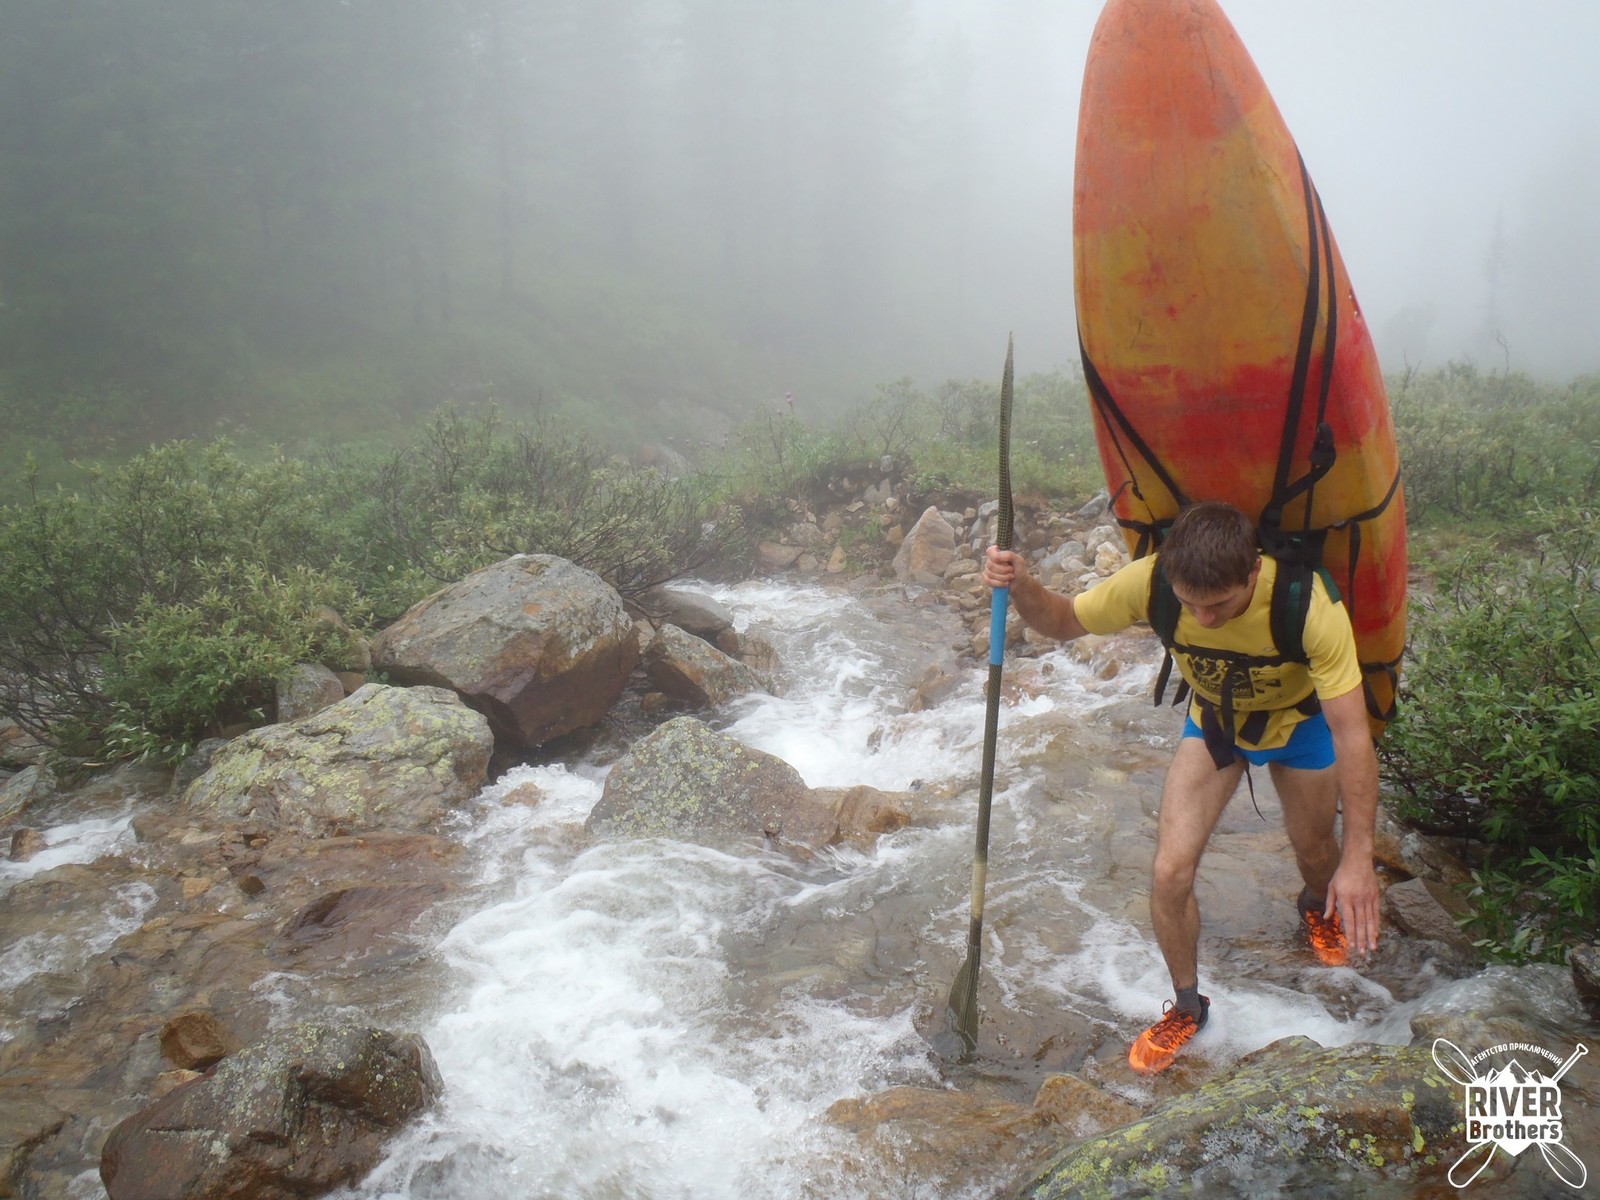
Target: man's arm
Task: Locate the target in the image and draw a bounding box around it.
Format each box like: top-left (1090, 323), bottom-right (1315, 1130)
top-left (1320, 684), bottom-right (1382, 955)
top-left (982, 547), bottom-right (1092, 641)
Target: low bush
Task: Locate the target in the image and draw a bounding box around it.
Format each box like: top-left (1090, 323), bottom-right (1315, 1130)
top-left (0, 444), bottom-right (357, 759)
top-left (1381, 502), bottom-right (1600, 961)
top-left (96, 562), bottom-right (367, 762)
top-left (344, 407), bottom-right (742, 611)
top-left (1392, 365), bottom-right (1600, 520)
top-left (720, 407), bottom-right (862, 533)
top-left (0, 411), bottom-right (743, 762)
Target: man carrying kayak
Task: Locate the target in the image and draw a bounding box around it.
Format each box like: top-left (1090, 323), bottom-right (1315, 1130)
top-left (981, 499), bottom-right (1382, 1074)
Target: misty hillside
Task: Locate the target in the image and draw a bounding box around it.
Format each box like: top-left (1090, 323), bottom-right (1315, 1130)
top-left (2, 1), bottom-right (1049, 451)
top-left (4, 1), bottom-right (1597, 464)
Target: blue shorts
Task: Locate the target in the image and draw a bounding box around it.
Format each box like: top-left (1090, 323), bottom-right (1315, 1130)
top-left (1182, 709), bottom-right (1335, 770)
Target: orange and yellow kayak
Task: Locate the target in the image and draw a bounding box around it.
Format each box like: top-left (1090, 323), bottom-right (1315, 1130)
top-left (1073, 0), bottom-right (1406, 735)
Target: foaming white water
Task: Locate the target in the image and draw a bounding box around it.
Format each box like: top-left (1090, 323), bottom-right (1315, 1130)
top-left (0, 806), bottom-right (153, 1046)
top-left (0, 880), bottom-right (156, 995)
top-left (345, 577), bottom-right (1476, 1198)
top-left (0, 811), bottom-right (136, 894)
top-left (711, 580), bottom-right (983, 789)
top-left (1060, 915), bottom-right (1388, 1052)
top-left (348, 767), bottom-right (936, 1199)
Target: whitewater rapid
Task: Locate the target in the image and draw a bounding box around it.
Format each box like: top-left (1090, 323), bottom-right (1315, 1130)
top-left (327, 577), bottom-right (1505, 1199)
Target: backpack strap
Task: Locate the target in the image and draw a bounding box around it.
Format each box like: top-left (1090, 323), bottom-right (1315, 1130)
top-left (1155, 548), bottom-right (1333, 770)
top-left (1148, 558), bottom-right (1181, 646)
top-left (1147, 558), bottom-right (1190, 710)
top-left (1260, 527), bottom-right (1342, 667)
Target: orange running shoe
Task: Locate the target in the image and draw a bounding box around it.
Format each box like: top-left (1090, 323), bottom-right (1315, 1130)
top-left (1298, 891), bottom-right (1349, 967)
top-left (1128, 996), bottom-right (1209, 1075)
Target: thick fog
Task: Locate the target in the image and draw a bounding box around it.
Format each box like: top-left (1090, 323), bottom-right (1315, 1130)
top-left (3, 0), bottom-right (1596, 438)
top-left (916, 0), bottom-right (1600, 382)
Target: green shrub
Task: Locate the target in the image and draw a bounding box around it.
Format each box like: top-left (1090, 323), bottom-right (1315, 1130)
top-left (716, 368), bottom-right (1099, 514)
top-left (348, 407), bottom-right (742, 607)
top-left (717, 413), bottom-right (855, 542)
top-left (0, 444), bottom-right (359, 761)
top-left (95, 562), bottom-right (367, 762)
top-left (846, 377), bottom-right (936, 460)
top-left (1381, 502), bottom-right (1600, 960)
top-left (0, 410), bottom-right (748, 763)
top-left (1391, 365), bottom-right (1600, 519)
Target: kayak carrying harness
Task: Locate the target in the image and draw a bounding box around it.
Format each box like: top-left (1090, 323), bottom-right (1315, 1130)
top-left (1080, 150), bottom-right (1402, 742)
top-left (1148, 554), bottom-right (1333, 771)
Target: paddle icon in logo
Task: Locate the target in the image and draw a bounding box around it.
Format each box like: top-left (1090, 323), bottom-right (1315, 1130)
top-left (1432, 1038), bottom-right (1588, 1189)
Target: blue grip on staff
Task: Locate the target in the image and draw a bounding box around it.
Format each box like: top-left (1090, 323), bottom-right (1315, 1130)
top-left (988, 586), bottom-right (1009, 667)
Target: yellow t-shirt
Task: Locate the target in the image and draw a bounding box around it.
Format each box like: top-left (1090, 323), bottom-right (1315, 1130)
top-left (1072, 554), bottom-right (1362, 749)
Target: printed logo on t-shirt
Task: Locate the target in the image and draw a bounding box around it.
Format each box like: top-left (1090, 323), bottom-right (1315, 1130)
top-left (1183, 654), bottom-right (1286, 703)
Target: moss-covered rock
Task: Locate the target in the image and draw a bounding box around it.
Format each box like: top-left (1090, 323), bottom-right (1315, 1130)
top-left (586, 715), bottom-right (810, 843)
top-left (100, 1020), bottom-right (442, 1200)
top-left (1013, 1038), bottom-right (1462, 1198)
top-left (182, 683), bottom-right (492, 836)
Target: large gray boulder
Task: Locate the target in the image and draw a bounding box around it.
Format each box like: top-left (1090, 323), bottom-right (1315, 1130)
top-left (182, 684), bottom-right (492, 836)
top-left (588, 720), bottom-right (812, 838)
top-left (586, 716), bottom-right (812, 844)
top-left (100, 1021), bottom-right (442, 1200)
top-left (274, 662), bottom-right (346, 723)
top-left (371, 554), bottom-right (641, 750)
top-left (1383, 876), bottom-right (1477, 957)
top-left (641, 586), bottom-right (735, 641)
top-left (586, 717), bottom-right (915, 853)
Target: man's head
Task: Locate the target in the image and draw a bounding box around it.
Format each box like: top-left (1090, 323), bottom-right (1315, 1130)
top-left (1159, 501), bottom-right (1261, 628)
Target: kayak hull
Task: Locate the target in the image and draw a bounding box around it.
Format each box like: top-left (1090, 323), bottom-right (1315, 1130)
top-left (1073, 0), bottom-right (1406, 735)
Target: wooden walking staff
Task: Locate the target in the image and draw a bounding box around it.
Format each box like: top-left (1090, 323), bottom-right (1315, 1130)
top-left (936, 336), bottom-right (1015, 1061)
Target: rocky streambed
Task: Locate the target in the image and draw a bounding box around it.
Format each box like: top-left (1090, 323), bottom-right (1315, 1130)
top-left (3, 486), bottom-right (1598, 1200)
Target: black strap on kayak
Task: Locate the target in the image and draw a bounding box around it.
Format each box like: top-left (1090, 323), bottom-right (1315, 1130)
top-left (1321, 462), bottom-right (1404, 725)
top-left (1262, 153), bottom-right (1339, 550)
top-left (1361, 654), bottom-right (1402, 724)
top-left (1268, 165), bottom-right (1406, 729)
top-left (1088, 149), bottom-right (1405, 732)
top-left (1081, 335), bottom-right (1187, 558)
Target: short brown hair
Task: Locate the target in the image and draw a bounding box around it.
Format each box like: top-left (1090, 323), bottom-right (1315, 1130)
top-left (1159, 501), bottom-right (1258, 594)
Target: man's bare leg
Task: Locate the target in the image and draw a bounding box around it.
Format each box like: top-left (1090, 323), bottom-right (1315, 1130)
top-left (1150, 738), bottom-right (1245, 992)
top-left (1271, 760), bottom-right (1349, 964)
top-left (1269, 761), bottom-right (1341, 900)
top-left (1129, 737), bottom-right (1243, 1073)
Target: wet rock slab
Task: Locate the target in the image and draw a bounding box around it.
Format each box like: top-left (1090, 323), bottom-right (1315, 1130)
top-left (181, 683), bottom-right (492, 836)
top-left (100, 1020), bottom-right (442, 1200)
top-left (1014, 1038), bottom-right (1462, 1198)
top-left (0, 819), bottom-right (466, 1197)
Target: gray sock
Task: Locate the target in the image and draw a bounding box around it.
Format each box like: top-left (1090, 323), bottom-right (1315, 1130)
top-left (1175, 985), bottom-right (1204, 1017)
